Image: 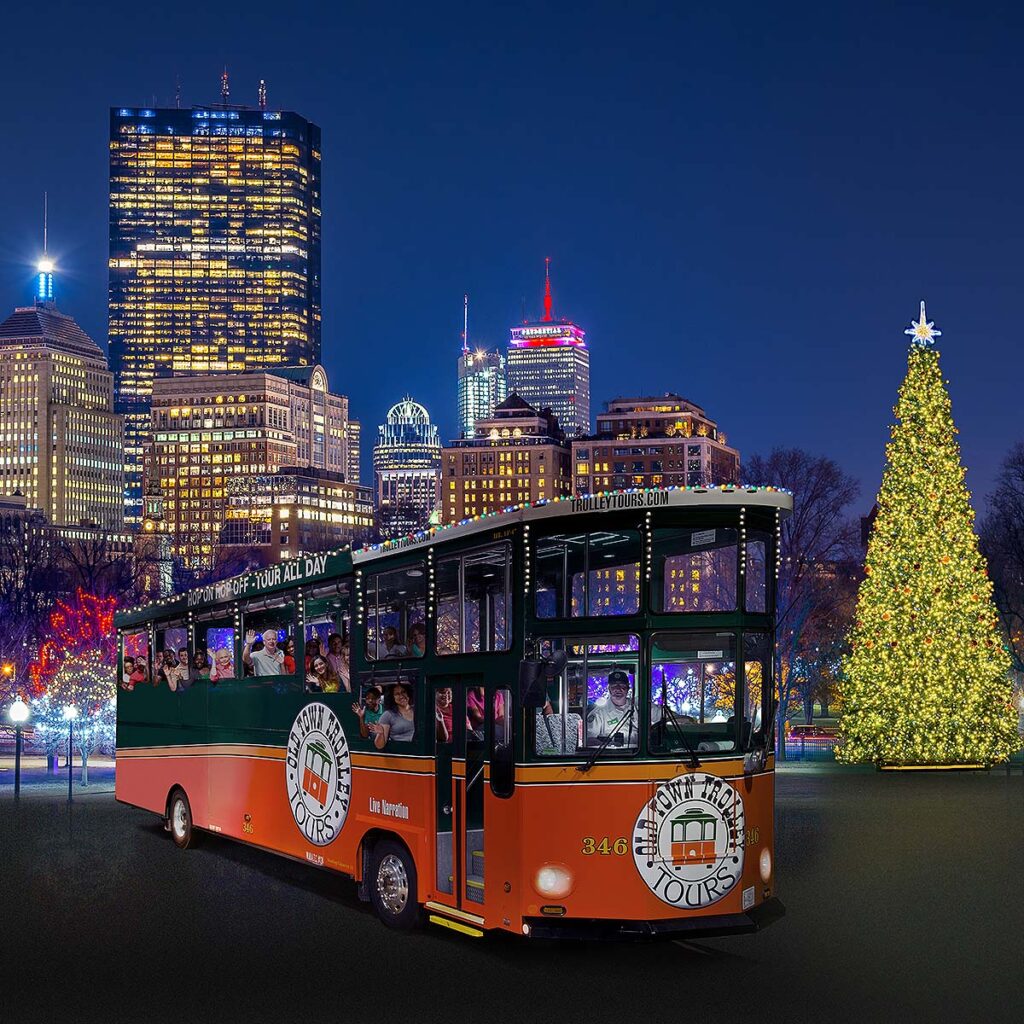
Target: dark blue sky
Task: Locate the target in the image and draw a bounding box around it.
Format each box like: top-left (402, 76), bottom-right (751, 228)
top-left (1, 1), bottom-right (1019, 505)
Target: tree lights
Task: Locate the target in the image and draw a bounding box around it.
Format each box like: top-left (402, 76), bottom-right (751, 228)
top-left (837, 305), bottom-right (1019, 767)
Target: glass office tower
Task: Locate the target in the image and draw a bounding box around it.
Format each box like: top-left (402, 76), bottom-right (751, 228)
top-left (506, 261), bottom-right (590, 437)
top-left (109, 104), bottom-right (322, 523)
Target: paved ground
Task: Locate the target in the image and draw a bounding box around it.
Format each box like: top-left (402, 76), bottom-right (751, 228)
top-left (1, 768), bottom-right (1022, 1024)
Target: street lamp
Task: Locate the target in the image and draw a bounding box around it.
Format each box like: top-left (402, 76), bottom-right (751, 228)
top-left (8, 696), bottom-right (29, 799)
top-left (62, 704), bottom-right (78, 804)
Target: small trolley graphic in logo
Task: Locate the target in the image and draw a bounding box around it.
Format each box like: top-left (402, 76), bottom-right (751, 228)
top-left (632, 773), bottom-right (745, 909)
top-left (286, 702), bottom-right (352, 847)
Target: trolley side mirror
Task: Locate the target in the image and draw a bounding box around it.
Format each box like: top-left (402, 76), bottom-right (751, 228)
top-left (518, 649), bottom-right (568, 708)
top-left (519, 659), bottom-right (546, 708)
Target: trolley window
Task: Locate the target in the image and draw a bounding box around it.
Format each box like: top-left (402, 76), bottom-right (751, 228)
top-left (652, 528), bottom-right (738, 613)
top-left (743, 630), bottom-right (772, 745)
top-left (365, 564), bottom-right (426, 660)
top-left (242, 596), bottom-right (296, 678)
top-left (649, 632), bottom-right (739, 755)
top-left (155, 624), bottom-right (190, 691)
top-left (436, 543), bottom-right (511, 655)
top-left (304, 584), bottom-right (351, 693)
top-left (121, 629), bottom-right (151, 690)
top-left (745, 532), bottom-right (769, 613)
top-left (534, 531), bottom-right (641, 619)
top-left (204, 621), bottom-right (237, 682)
top-left (354, 671), bottom-right (418, 749)
top-left (531, 635), bottom-right (640, 757)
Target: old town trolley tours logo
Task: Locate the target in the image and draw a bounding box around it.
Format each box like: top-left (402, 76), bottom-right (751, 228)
top-left (286, 702), bottom-right (352, 846)
top-left (632, 772), bottom-right (745, 908)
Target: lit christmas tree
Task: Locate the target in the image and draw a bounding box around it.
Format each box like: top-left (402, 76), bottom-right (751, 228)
top-left (838, 303), bottom-right (1019, 766)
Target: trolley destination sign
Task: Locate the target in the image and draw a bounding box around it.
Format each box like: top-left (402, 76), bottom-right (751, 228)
top-left (186, 552), bottom-right (336, 609)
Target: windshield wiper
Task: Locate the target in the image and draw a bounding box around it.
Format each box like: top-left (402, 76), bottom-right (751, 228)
top-left (576, 702), bottom-right (637, 774)
top-left (658, 703), bottom-right (701, 769)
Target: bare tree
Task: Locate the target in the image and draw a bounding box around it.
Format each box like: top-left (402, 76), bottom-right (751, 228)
top-left (980, 443), bottom-right (1024, 679)
top-left (0, 513), bottom-right (64, 693)
top-left (56, 533), bottom-right (137, 599)
top-left (743, 449), bottom-right (861, 758)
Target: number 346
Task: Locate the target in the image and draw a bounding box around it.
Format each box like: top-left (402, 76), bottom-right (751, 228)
top-left (581, 836), bottom-right (628, 856)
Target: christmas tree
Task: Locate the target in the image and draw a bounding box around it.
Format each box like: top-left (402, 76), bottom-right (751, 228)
top-left (838, 303), bottom-right (1019, 766)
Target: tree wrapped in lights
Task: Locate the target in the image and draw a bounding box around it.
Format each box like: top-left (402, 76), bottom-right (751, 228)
top-left (838, 304), bottom-right (1019, 766)
top-left (28, 590), bottom-right (119, 780)
top-left (32, 648), bottom-right (116, 785)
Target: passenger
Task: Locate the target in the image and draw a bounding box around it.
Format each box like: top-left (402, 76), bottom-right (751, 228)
top-left (192, 650), bottom-right (211, 680)
top-left (380, 626), bottom-right (408, 659)
top-left (435, 686), bottom-right (454, 742)
top-left (176, 648), bottom-right (192, 690)
top-left (243, 628), bottom-right (285, 676)
top-left (159, 650), bottom-right (183, 692)
top-left (282, 638), bottom-right (297, 674)
top-left (306, 655), bottom-right (340, 693)
top-left (326, 633), bottom-right (346, 677)
top-left (304, 636), bottom-right (322, 673)
top-left (352, 686), bottom-right (385, 739)
top-left (337, 636), bottom-right (351, 692)
top-left (130, 659), bottom-right (150, 688)
top-left (466, 686), bottom-right (486, 741)
top-left (122, 656), bottom-right (136, 690)
top-left (209, 648), bottom-right (234, 683)
top-left (586, 669), bottom-right (638, 747)
top-left (371, 682), bottom-right (415, 748)
top-left (408, 623), bottom-right (426, 658)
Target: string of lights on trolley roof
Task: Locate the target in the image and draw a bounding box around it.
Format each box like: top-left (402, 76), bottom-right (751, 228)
top-left (114, 484), bottom-right (792, 624)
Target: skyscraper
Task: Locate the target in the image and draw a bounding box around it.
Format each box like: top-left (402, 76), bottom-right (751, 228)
top-left (373, 398), bottom-right (442, 538)
top-left (457, 295), bottom-right (507, 438)
top-left (145, 365), bottom-right (355, 569)
top-left (506, 260), bottom-right (590, 437)
top-left (0, 262), bottom-right (123, 529)
top-left (109, 93), bottom-right (322, 523)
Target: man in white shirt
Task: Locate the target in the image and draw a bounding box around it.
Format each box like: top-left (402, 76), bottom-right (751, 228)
top-left (243, 629), bottom-right (285, 676)
top-left (586, 669), bottom-right (638, 748)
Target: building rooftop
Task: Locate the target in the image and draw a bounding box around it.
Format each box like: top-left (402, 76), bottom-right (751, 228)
top-left (602, 394), bottom-right (707, 416)
top-left (0, 305), bottom-right (106, 362)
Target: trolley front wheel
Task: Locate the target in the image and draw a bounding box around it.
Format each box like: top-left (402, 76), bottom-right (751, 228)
top-left (369, 839), bottom-right (422, 930)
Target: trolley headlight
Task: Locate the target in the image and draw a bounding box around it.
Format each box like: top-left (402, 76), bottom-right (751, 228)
top-left (534, 863), bottom-right (574, 899)
top-left (759, 847), bottom-right (772, 883)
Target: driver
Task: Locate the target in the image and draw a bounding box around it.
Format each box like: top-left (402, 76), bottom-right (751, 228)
top-left (586, 669), bottom-right (638, 747)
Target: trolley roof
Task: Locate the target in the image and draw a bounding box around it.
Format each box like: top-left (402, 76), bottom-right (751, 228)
top-left (115, 485), bottom-right (792, 628)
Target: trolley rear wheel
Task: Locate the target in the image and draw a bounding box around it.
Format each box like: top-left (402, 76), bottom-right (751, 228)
top-left (168, 789), bottom-right (197, 850)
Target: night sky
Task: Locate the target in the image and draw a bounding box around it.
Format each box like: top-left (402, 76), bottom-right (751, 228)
top-left (1, 1), bottom-right (1019, 505)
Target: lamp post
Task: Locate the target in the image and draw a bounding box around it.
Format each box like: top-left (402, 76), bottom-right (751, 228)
top-left (63, 704), bottom-right (78, 804)
top-left (9, 696), bottom-right (29, 799)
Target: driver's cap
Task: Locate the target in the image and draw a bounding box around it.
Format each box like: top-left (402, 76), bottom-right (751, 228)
top-left (608, 669), bottom-right (631, 687)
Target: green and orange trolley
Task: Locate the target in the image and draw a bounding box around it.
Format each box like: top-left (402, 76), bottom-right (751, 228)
top-left (115, 486), bottom-right (790, 938)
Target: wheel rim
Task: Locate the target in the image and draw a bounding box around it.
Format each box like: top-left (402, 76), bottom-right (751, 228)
top-left (172, 799), bottom-right (187, 840)
top-left (376, 853), bottom-right (409, 915)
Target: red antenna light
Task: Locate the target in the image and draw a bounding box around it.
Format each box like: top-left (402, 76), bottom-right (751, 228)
top-left (542, 257), bottom-right (553, 322)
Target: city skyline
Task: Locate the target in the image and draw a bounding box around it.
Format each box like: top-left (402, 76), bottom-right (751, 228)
top-left (2, 4), bottom-right (1023, 509)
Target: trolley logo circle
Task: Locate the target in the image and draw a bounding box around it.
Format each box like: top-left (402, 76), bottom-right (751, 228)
top-left (286, 702), bottom-right (352, 846)
top-left (632, 773), bottom-right (745, 908)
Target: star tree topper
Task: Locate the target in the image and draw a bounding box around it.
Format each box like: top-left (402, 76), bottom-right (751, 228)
top-left (905, 300), bottom-right (942, 347)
